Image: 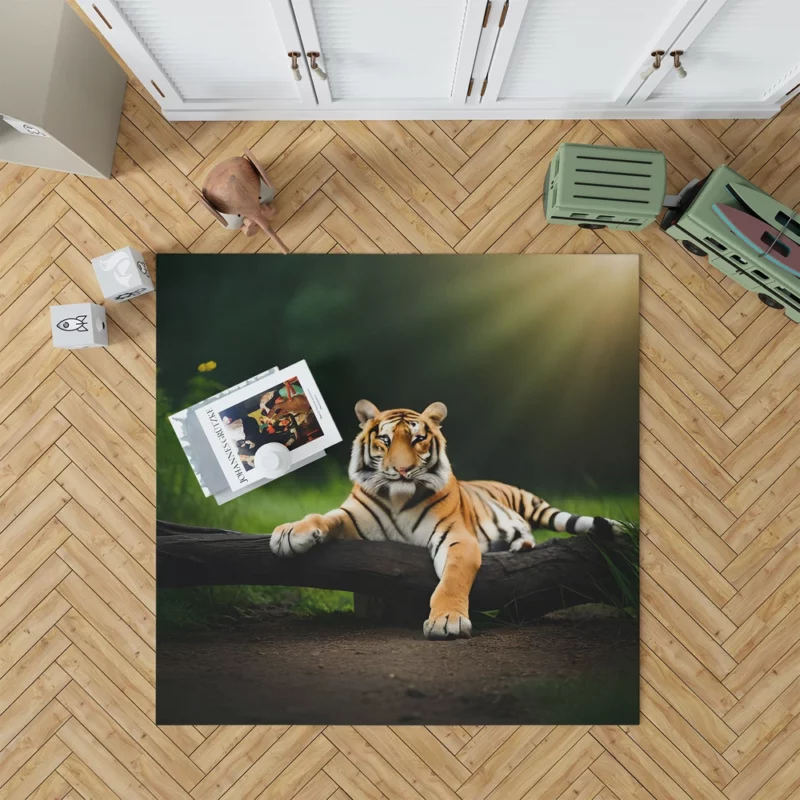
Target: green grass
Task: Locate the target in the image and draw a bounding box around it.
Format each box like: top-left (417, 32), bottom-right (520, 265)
top-left (158, 585), bottom-right (354, 631)
top-left (589, 519), bottom-right (640, 617)
top-left (531, 493), bottom-right (639, 542)
top-left (163, 473), bottom-right (354, 536)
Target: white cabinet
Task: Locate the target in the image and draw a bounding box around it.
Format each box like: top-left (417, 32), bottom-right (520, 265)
top-left (287, 0), bottom-right (486, 108)
top-left (82, 0), bottom-right (317, 112)
top-left (631, 0), bottom-right (800, 107)
top-left (76, 0), bottom-right (800, 120)
top-left (475, 0), bottom-right (800, 115)
top-left (478, 0), bottom-right (704, 108)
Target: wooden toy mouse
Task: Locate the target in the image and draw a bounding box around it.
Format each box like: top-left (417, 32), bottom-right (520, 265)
top-left (197, 148), bottom-right (289, 254)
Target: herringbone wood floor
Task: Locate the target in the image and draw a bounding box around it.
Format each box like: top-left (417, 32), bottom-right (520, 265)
top-left (2, 42), bottom-right (800, 799)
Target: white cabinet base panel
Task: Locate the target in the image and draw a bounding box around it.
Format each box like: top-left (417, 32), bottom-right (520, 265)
top-left (161, 102), bottom-right (779, 121)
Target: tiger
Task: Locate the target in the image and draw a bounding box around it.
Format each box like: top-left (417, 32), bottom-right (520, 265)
top-left (270, 400), bottom-right (622, 640)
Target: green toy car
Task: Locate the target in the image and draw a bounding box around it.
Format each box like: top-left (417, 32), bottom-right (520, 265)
top-left (544, 142), bottom-right (800, 322)
top-left (660, 165), bottom-right (800, 322)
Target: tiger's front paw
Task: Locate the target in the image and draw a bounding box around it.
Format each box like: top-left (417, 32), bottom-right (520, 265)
top-left (423, 612), bottom-right (472, 640)
top-left (270, 516), bottom-right (326, 557)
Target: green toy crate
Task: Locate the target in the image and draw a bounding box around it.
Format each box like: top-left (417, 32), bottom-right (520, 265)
top-left (544, 143), bottom-right (667, 231)
top-left (661, 164), bottom-right (800, 323)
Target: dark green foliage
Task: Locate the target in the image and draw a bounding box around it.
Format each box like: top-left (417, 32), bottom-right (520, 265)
top-left (502, 662), bottom-right (640, 724)
top-left (589, 520), bottom-right (640, 617)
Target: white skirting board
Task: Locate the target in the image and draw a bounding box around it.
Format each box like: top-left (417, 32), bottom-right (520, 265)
top-left (162, 102), bottom-right (780, 122)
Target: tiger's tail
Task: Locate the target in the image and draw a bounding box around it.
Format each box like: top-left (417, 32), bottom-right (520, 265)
top-left (525, 491), bottom-right (618, 537)
top-left (539, 507), bottom-right (616, 536)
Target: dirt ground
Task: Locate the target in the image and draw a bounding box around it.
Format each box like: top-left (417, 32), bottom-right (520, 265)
top-left (157, 611), bottom-right (638, 725)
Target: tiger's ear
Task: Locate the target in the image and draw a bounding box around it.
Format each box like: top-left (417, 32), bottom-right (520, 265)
top-left (355, 399), bottom-right (380, 427)
top-left (423, 402), bottom-right (447, 426)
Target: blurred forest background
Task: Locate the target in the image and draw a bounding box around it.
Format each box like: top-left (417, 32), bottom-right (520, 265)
top-left (156, 254), bottom-right (640, 628)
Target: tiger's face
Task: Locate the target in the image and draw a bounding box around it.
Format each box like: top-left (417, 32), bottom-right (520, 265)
top-left (349, 400), bottom-right (451, 496)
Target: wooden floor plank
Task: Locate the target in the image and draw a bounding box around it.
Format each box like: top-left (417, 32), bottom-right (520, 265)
top-left (640, 357), bottom-right (735, 464)
top-left (111, 147), bottom-right (203, 249)
top-left (56, 462), bottom-right (154, 571)
top-left (116, 116), bottom-right (200, 211)
top-left (27, 769), bottom-right (72, 800)
top-left (724, 640), bottom-right (800, 735)
top-left (0, 664), bottom-right (70, 759)
top-left (57, 681), bottom-right (193, 800)
top-left (329, 121), bottom-right (468, 246)
top-left (724, 677), bottom-right (800, 772)
top-left (186, 122), bottom-right (238, 158)
top-left (0, 170), bottom-right (65, 244)
top-left (0, 590), bottom-right (70, 681)
top-left (0, 227), bottom-right (68, 316)
top-left (641, 538), bottom-right (736, 645)
top-left (399, 120), bottom-right (470, 175)
top-left (1, 66), bottom-right (799, 800)
top-left (56, 517), bottom-right (155, 631)
top-left (640, 680), bottom-right (737, 790)
top-left (0, 163), bottom-right (36, 207)
top-left (55, 388), bottom-right (154, 503)
top-left (640, 608), bottom-right (737, 717)
top-left (453, 121), bottom-right (539, 192)
top-left (57, 723), bottom-right (156, 800)
top-left (121, 85), bottom-right (202, 176)
top-left (484, 727), bottom-right (592, 800)
top-left (322, 172), bottom-right (417, 254)
top-left (322, 137), bottom-right (452, 253)
top-left (0, 732), bottom-right (71, 799)
top-left (454, 120), bottom-right (575, 229)
top-left (189, 725), bottom-right (289, 800)
top-left (0, 192), bottom-right (69, 274)
top-left (641, 500), bottom-right (735, 608)
top-left (458, 121), bottom-right (598, 252)
top-left (364, 121), bottom-right (469, 210)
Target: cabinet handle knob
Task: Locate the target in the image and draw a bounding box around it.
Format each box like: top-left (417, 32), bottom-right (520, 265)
top-left (307, 52), bottom-right (328, 81)
top-left (288, 52), bottom-right (302, 81)
top-left (670, 50), bottom-right (687, 79)
top-left (640, 50), bottom-right (664, 81)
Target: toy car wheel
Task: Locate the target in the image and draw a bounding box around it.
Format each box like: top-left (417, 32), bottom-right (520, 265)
top-left (758, 293), bottom-right (784, 310)
top-left (682, 240), bottom-right (707, 257)
top-left (578, 223), bottom-right (606, 230)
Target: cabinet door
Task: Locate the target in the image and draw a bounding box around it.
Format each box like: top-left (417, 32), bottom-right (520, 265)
top-left (480, 0), bottom-right (703, 108)
top-left (77, 0), bottom-right (317, 112)
top-left (289, 0), bottom-right (486, 108)
top-left (634, 0), bottom-right (800, 107)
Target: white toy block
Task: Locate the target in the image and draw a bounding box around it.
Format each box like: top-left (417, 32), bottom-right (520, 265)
top-left (91, 246), bottom-right (154, 302)
top-left (50, 303), bottom-right (108, 349)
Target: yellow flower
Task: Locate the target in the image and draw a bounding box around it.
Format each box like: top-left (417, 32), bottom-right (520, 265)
top-left (197, 361), bottom-right (217, 373)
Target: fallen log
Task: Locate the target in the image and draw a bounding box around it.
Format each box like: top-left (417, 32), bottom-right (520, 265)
top-left (157, 520), bottom-right (636, 621)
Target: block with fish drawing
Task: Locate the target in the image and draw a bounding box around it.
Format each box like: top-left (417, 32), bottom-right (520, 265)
top-left (91, 246), bottom-right (154, 302)
top-left (50, 303), bottom-right (108, 349)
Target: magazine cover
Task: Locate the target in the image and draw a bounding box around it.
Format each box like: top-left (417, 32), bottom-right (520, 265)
top-left (195, 359), bottom-right (341, 491)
